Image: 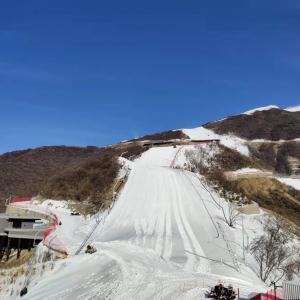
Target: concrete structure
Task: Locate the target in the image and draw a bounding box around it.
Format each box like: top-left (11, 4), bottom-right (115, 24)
top-left (143, 140), bottom-right (174, 146)
top-left (225, 170), bottom-right (273, 180)
top-left (237, 203), bottom-right (260, 215)
top-left (6, 205), bottom-right (52, 222)
top-left (0, 213), bottom-right (49, 261)
top-left (287, 156), bottom-right (300, 174)
top-left (191, 139), bottom-right (220, 143)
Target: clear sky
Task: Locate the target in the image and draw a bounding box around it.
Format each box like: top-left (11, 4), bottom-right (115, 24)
top-left (1, 0), bottom-right (300, 154)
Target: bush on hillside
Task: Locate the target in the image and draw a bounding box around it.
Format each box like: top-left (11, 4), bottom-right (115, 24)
top-left (214, 144), bottom-right (257, 171)
top-left (249, 141), bottom-right (300, 175)
top-left (249, 143), bottom-right (276, 169)
top-left (42, 154), bottom-right (120, 208)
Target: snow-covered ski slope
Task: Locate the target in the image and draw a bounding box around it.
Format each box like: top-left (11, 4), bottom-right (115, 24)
top-left (5, 146), bottom-right (268, 300)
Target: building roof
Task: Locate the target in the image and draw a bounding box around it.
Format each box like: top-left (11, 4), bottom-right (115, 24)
top-left (0, 214), bottom-right (41, 221)
top-left (143, 140), bottom-right (174, 145)
top-left (5, 227), bottom-right (48, 239)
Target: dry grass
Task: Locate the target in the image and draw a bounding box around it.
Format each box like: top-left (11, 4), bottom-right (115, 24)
top-left (222, 177), bottom-right (300, 227)
top-left (0, 249), bottom-right (33, 269)
top-left (42, 154), bottom-right (120, 210)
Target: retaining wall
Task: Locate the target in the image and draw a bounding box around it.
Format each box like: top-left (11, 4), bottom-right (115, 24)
top-left (237, 203), bottom-right (260, 215)
top-left (6, 206), bottom-right (52, 222)
top-left (225, 171), bottom-right (273, 181)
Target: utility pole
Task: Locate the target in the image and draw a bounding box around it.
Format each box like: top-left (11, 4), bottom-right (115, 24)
top-left (270, 281), bottom-right (282, 300)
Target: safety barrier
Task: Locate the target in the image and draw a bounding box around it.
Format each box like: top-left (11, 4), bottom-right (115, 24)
top-left (250, 290), bottom-right (283, 300)
top-left (42, 211), bottom-right (67, 253)
top-left (170, 146), bottom-right (184, 168)
top-left (11, 197), bottom-right (33, 203)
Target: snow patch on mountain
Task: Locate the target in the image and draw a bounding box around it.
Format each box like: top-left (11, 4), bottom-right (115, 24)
top-left (241, 105), bottom-right (280, 115)
top-left (182, 127), bottom-right (250, 156)
top-left (276, 177), bottom-right (300, 191)
top-left (285, 105), bottom-right (300, 112)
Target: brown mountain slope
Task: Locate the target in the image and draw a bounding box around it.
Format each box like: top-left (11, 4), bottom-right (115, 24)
top-left (248, 141), bottom-right (300, 175)
top-left (203, 108), bottom-right (300, 141)
top-left (0, 143), bottom-right (143, 211)
top-left (231, 177), bottom-right (300, 228)
top-left (129, 129), bottom-right (188, 142)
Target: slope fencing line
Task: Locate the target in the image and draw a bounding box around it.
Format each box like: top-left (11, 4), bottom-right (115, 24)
top-left (185, 250), bottom-right (238, 271)
top-left (193, 174), bottom-right (231, 224)
top-left (217, 222), bottom-right (241, 273)
top-left (235, 253), bottom-right (260, 278)
top-left (75, 222), bottom-right (100, 255)
top-left (170, 146), bottom-right (184, 168)
top-left (75, 168), bottom-right (130, 255)
top-left (181, 170), bottom-right (219, 238)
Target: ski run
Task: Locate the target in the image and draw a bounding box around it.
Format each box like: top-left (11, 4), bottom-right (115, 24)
top-left (2, 144), bottom-right (298, 300)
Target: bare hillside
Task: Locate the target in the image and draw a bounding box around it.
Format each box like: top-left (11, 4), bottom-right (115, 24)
top-left (203, 108), bottom-right (300, 141)
top-left (0, 143), bottom-right (143, 212)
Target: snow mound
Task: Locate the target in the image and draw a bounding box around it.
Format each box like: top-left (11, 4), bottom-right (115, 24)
top-left (241, 105), bottom-right (280, 115)
top-left (285, 105), bottom-right (300, 112)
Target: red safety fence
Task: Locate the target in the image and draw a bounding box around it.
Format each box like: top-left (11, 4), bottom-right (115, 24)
top-left (11, 197), bottom-right (33, 203)
top-left (170, 146), bottom-right (184, 167)
top-left (43, 211), bottom-right (68, 253)
top-left (10, 201), bottom-right (67, 253)
top-left (250, 290), bottom-right (283, 300)
top-left (43, 212), bottom-right (58, 240)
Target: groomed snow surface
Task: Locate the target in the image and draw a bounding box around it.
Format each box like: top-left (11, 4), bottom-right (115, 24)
top-left (1, 146), bottom-right (275, 300)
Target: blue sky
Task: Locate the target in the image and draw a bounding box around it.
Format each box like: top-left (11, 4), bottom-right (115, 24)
top-left (1, 0), bottom-right (300, 154)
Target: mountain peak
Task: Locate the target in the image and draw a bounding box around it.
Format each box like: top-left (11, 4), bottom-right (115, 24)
top-left (241, 105), bottom-right (280, 115)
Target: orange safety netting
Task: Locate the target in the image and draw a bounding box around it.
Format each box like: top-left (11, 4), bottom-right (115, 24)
top-left (264, 289), bottom-right (283, 300)
top-left (43, 212), bottom-right (68, 253)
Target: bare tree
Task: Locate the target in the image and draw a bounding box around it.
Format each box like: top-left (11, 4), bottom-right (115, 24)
top-left (228, 202), bottom-right (241, 227)
top-left (249, 216), bottom-right (294, 283)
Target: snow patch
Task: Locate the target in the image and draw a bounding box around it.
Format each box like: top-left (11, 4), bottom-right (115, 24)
top-left (285, 105), bottom-right (300, 112)
top-left (276, 177), bottom-right (300, 191)
top-left (232, 168), bottom-right (267, 174)
top-left (182, 127), bottom-right (250, 156)
top-left (241, 105), bottom-right (280, 115)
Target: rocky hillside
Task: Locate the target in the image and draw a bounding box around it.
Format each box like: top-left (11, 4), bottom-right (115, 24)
top-left (249, 141), bottom-right (300, 175)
